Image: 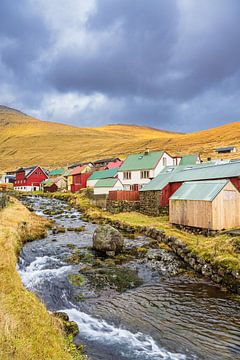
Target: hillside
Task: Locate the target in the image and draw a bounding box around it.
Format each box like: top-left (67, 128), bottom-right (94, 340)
top-left (0, 106), bottom-right (239, 171)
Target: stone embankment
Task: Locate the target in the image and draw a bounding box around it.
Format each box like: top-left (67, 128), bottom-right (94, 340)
top-left (35, 192), bottom-right (240, 295)
top-left (84, 214), bottom-right (240, 294)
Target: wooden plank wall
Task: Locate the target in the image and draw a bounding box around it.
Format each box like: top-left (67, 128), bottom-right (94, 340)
top-left (169, 199), bottom-right (212, 229)
top-left (170, 182), bottom-right (240, 230)
top-left (212, 182), bottom-right (240, 230)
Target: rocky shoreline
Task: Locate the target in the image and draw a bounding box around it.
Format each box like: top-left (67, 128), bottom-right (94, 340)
top-left (20, 192), bottom-right (240, 294)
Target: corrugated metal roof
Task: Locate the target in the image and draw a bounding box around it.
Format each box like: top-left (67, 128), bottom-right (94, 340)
top-left (170, 180), bottom-right (229, 201)
top-left (175, 161), bottom-right (240, 182)
top-left (94, 178), bottom-right (118, 188)
top-left (179, 154), bottom-right (198, 166)
top-left (140, 161), bottom-right (240, 192)
top-left (69, 165), bottom-right (88, 176)
top-left (48, 168), bottom-right (64, 177)
top-left (216, 146), bottom-right (235, 152)
top-left (88, 168), bottom-right (118, 180)
top-left (119, 151), bottom-right (163, 171)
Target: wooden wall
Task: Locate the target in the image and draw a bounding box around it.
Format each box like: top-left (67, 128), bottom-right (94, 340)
top-left (170, 182), bottom-right (240, 230)
top-left (212, 182), bottom-right (240, 230)
top-left (169, 199), bottom-right (212, 229)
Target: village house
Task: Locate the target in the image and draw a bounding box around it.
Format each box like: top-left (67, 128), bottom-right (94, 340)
top-left (92, 157), bottom-right (121, 169)
top-left (67, 164), bottom-right (92, 193)
top-left (215, 146), bottom-right (237, 154)
top-left (139, 161), bottom-right (240, 216)
top-left (169, 180), bottom-right (240, 230)
top-left (48, 168), bottom-right (65, 178)
top-left (87, 168), bottom-right (118, 188)
top-left (14, 166), bottom-right (48, 191)
top-left (41, 177), bottom-right (67, 193)
top-left (93, 178), bottom-right (123, 195)
top-left (117, 150), bottom-right (175, 191)
top-left (103, 160), bottom-right (123, 170)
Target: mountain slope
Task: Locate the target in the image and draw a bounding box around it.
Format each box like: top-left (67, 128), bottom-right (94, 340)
top-left (0, 107), bottom-right (239, 171)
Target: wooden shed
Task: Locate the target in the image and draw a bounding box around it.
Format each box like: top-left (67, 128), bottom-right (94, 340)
top-left (169, 180), bottom-right (240, 230)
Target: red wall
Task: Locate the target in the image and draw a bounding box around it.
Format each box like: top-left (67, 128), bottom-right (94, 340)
top-left (230, 177), bottom-right (240, 191)
top-left (71, 173), bottom-right (91, 193)
top-left (160, 182), bottom-right (182, 206)
top-left (15, 167), bottom-right (47, 187)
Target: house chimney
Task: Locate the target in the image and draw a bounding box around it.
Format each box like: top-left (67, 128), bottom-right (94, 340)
top-left (144, 148), bottom-right (150, 155)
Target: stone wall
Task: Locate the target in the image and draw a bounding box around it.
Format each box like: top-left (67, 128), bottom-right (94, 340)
top-left (139, 190), bottom-right (169, 216)
top-left (106, 200), bottom-right (140, 214)
top-left (91, 194), bottom-right (108, 209)
top-left (83, 212), bottom-right (240, 294)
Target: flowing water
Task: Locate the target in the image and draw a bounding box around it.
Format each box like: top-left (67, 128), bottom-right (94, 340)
top-left (17, 196), bottom-right (240, 360)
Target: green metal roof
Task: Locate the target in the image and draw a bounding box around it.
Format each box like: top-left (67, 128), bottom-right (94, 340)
top-left (48, 168), bottom-right (64, 176)
top-left (88, 168), bottom-right (118, 180)
top-left (179, 154), bottom-right (199, 166)
top-left (170, 180), bottom-right (229, 201)
top-left (119, 151), bottom-right (164, 171)
top-left (140, 161), bottom-right (240, 192)
top-left (42, 179), bottom-right (55, 186)
top-left (94, 178), bottom-right (118, 188)
top-left (175, 162), bottom-right (240, 182)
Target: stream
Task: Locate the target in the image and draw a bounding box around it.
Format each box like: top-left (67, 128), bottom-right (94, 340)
top-left (17, 196), bottom-right (240, 360)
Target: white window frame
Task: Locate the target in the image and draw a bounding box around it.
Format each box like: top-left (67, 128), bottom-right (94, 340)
top-left (123, 171), bottom-right (131, 180)
top-left (140, 170), bottom-right (150, 179)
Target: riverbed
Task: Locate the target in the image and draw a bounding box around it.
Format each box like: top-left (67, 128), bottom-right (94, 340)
top-left (17, 196), bottom-right (240, 360)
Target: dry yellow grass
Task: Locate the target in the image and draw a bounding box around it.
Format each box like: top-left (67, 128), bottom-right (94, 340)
top-left (1, 108), bottom-right (239, 172)
top-left (0, 198), bottom-right (83, 360)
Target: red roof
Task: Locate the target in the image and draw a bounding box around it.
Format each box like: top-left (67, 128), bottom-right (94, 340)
top-left (105, 161), bottom-right (123, 169)
top-left (69, 165), bottom-right (88, 176)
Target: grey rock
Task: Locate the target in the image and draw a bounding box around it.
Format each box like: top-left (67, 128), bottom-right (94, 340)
top-left (92, 224), bottom-right (124, 255)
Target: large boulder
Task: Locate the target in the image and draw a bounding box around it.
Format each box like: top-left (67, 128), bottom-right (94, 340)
top-left (92, 224), bottom-right (124, 256)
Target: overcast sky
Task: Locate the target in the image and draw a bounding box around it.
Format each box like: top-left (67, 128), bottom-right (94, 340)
top-left (0, 0), bottom-right (240, 132)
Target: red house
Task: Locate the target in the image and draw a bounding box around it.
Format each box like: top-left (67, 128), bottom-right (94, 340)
top-left (14, 166), bottom-right (48, 192)
top-left (140, 161), bottom-right (240, 215)
top-left (68, 165), bottom-right (92, 193)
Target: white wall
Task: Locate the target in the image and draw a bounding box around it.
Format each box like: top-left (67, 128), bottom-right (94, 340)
top-left (87, 179), bottom-right (98, 187)
top-left (118, 152), bottom-right (174, 190)
top-left (94, 180), bottom-right (123, 195)
top-left (14, 186), bottom-right (40, 192)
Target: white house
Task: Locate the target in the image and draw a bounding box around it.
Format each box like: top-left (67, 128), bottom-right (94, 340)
top-left (118, 150), bottom-right (174, 190)
top-left (87, 168), bottom-right (118, 188)
top-left (93, 178), bottom-right (123, 195)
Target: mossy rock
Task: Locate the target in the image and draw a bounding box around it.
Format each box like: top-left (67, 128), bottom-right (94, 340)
top-left (68, 274), bottom-right (85, 287)
top-left (87, 266), bottom-right (143, 293)
top-left (66, 243), bottom-right (77, 250)
top-left (53, 312), bottom-right (79, 337)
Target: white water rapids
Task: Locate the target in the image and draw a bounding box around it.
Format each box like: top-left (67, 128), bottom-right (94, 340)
top-left (18, 254), bottom-right (187, 359)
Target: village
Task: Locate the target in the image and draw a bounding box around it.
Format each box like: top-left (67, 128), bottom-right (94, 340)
top-left (1, 145), bottom-right (240, 232)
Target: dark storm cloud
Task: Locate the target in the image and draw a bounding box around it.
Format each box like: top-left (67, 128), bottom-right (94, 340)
top-left (0, 0), bottom-right (240, 131)
top-left (46, 0), bottom-right (179, 97)
top-left (0, 0), bottom-right (50, 81)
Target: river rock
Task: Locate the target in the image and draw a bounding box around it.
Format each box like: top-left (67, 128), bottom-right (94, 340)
top-left (92, 224), bottom-right (124, 256)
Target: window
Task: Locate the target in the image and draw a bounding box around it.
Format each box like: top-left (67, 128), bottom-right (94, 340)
top-left (140, 170), bottom-right (149, 179)
top-left (163, 157), bottom-right (167, 166)
top-left (123, 171), bottom-right (131, 180)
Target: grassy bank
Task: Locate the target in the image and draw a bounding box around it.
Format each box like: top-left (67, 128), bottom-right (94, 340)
top-left (0, 197), bottom-right (85, 360)
top-left (47, 191), bottom-right (240, 274)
